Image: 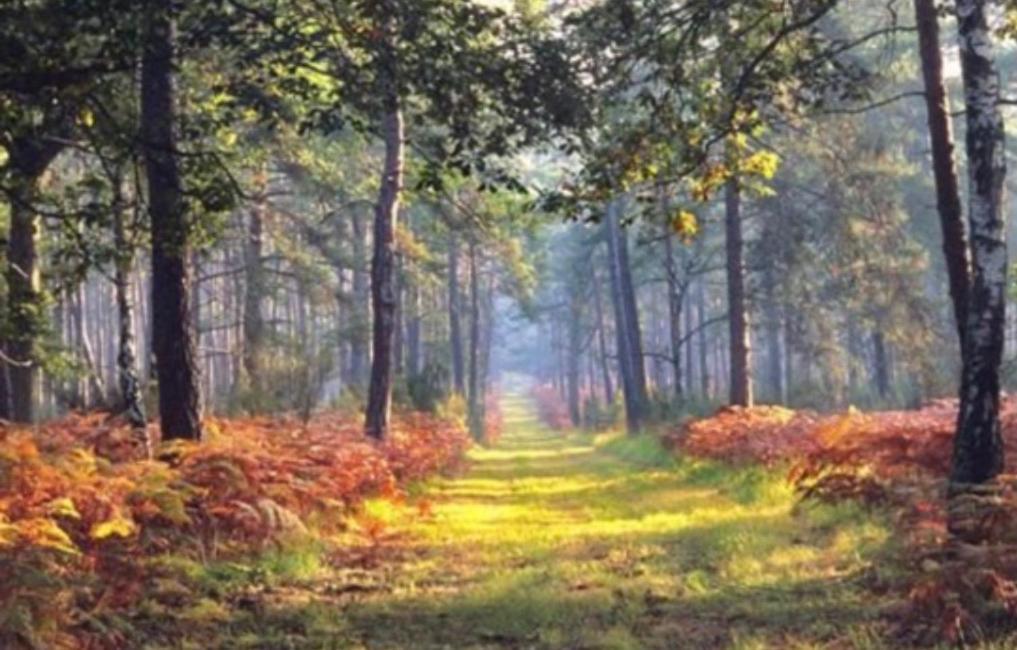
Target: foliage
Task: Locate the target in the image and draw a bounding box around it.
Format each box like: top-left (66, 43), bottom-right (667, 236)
top-left (0, 410), bottom-right (470, 648)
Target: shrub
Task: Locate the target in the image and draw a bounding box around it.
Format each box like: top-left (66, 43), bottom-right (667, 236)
top-left (0, 409), bottom-right (470, 648)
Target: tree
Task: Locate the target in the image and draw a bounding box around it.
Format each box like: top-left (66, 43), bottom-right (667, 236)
top-left (913, 0), bottom-right (969, 348)
top-left (141, 0), bottom-right (203, 441)
top-left (949, 0), bottom-right (1007, 485)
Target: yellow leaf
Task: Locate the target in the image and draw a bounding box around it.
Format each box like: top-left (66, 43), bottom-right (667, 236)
top-left (20, 518), bottom-right (80, 555)
top-left (79, 108), bottom-right (95, 128)
top-left (47, 497), bottom-right (80, 520)
top-left (90, 514), bottom-right (136, 540)
top-left (670, 210), bottom-right (699, 242)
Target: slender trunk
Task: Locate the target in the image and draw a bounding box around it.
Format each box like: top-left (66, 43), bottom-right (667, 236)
top-left (763, 266), bottom-right (783, 404)
top-left (364, 95), bottom-right (404, 439)
top-left (448, 236), bottom-right (465, 394)
top-left (872, 329), bottom-right (890, 400)
top-left (914, 0), bottom-right (971, 349)
top-left (242, 168), bottom-right (267, 397)
top-left (407, 278), bottom-right (422, 376)
top-left (350, 210), bottom-right (370, 387)
top-left (113, 184), bottom-right (147, 429)
top-left (951, 0), bottom-right (1007, 485)
top-left (724, 180), bottom-right (753, 407)
top-left (697, 280), bottom-right (710, 399)
top-left (566, 278), bottom-right (583, 427)
top-left (592, 267), bottom-right (614, 404)
top-left (142, 0), bottom-right (203, 441)
top-left (605, 200), bottom-right (646, 432)
top-left (393, 257), bottom-right (404, 375)
top-left (467, 242), bottom-right (482, 438)
top-left (663, 223), bottom-right (684, 399)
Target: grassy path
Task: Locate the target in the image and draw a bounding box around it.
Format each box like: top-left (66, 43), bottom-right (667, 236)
top-left (324, 393), bottom-right (894, 650)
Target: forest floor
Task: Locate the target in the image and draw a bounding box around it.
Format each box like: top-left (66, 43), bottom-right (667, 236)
top-left (215, 392), bottom-right (912, 650)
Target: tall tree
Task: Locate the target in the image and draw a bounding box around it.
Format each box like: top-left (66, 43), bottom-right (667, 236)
top-left (725, 179), bottom-right (753, 407)
top-left (141, 0), bottom-right (203, 441)
top-left (950, 0), bottom-right (1007, 485)
top-left (913, 0), bottom-right (970, 347)
top-left (5, 135), bottom-right (64, 422)
top-left (364, 20), bottom-right (405, 439)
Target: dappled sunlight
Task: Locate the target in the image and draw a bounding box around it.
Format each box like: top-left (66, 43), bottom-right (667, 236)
top-left (328, 393), bottom-right (899, 649)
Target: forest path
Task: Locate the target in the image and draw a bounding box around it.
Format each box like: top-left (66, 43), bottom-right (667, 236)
top-left (331, 392), bottom-right (891, 649)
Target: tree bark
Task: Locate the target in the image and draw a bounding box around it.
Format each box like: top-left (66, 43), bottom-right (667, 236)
top-left (467, 241), bottom-right (482, 438)
top-left (142, 0), bottom-right (203, 441)
top-left (872, 329), bottom-right (890, 400)
top-left (697, 280), bottom-right (710, 400)
top-left (113, 185), bottom-right (147, 430)
top-left (5, 137), bottom-right (63, 423)
top-left (605, 200), bottom-right (647, 432)
top-left (724, 180), bottom-right (753, 407)
top-left (663, 222), bottom-right (684, 399)
top-left (242, 168), bottom-right (267, 397)
top-left (350, 210), bottom-right (370, 387)
top-left (566, 274), bottom-right (583, 427)
top-left (448, 236), bottom-right (465, 395)
top-left (592, 267), bottom-right (614, 404)
top-left (406, 276), bottom-right (422, 376)
top-left (951, 0), bottom-right (1007, 485)
top-left (914, 0), bottom-right (971, 349)
top-left (364, 95), bottom-right (404, 439)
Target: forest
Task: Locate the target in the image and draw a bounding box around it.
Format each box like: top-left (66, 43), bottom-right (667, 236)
top-left (3, 0), bottom-right (1017, 648)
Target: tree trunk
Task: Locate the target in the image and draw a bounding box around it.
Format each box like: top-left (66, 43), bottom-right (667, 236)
top-left (142, 0), bottom-right (203, 441)
top-left (112, 181), bottom-right (147, 431)
top-left (467, 241), bottom-right (482, 439)
top-left (448, 236), bottom-right (465, 395)
top-left (364, 95), bottom-right (404, 439)
top-left (872, 329), bottom-right (890, 400)
top-left (763, 265), bottom-right (783, 404)
top-left (914, 0), bottom-right (971, 350)
top-left (350, 210), bottom-right (370, 387)
top-left (5, 138), bottom-right (63, 423)
top-left (697, 280), bottom-right (710, 399)
top-left (393, 257), bottom-right (404, 375)
top-left (566, 275), bottom-right (583, 427)
top-left (592, 267), bottom-right (614, 404)
top-left (951, 0), bottom-right (1007, 485)
top-left (663, 223), bottom-right (684, 399)
top-left (724, 180), bottom-right (753, 407)
top-left (406, 277), bottom-right (422, 376)
top-left (605, 200), bottom-right (647, 432)
top-left (242, 168), bottom-right (267, 397)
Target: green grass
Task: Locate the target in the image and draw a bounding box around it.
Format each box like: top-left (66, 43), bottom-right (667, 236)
top-left (124, 392), bottom-right (956, 649)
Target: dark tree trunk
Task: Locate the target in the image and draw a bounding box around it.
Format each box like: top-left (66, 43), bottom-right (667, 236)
top-left (142, 0), bottom-right (203, 441)
top-left (5, 138), bottom-right (63, 423)
top-left (592, 267), bottom-right (614, 404)
top-left (406, 278), bottom-right (422, 376)
top-left (393, 257), bottom-right (404, 375)
top-left (697, 280), bottom-right (710, 400)
top-left (467, 242), bottom-right (482, 438)
top-left (242, 169), bottom-right (267, 397)
top-left (566, 276), bottom-right (583, 427)
top-left (763, 266), bottom-right (783, 404)
top-left (724, 180), bottom-right (753, 407)
top-left (663, 223), bottom-right (684, 399)
top-left (350, 210), bottom-right (370, 387)
top-left (872, 329), bottom-right (890, 400)
top-left (448, 236), bottom-right (465, 395)
top-left (914, 0), bottom-right (971, 350)
top-left (605, 201), bottom-right (647, 432)
top-left (951, 0), bottom-right (1007, 485)
top-left (364, 96), bottom-right (404, 439)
